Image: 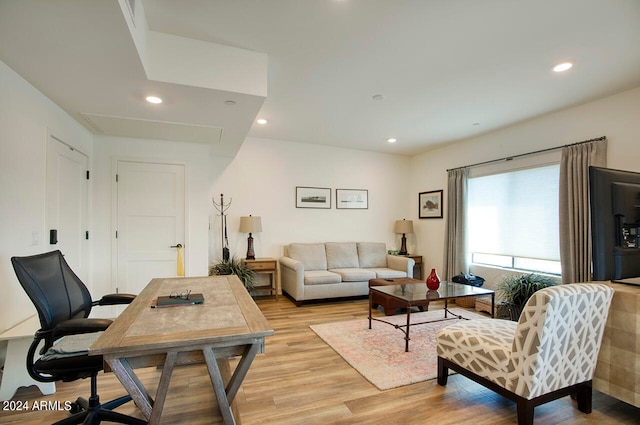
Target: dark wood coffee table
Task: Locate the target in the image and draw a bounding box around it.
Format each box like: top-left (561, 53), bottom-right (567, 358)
top-left (368, 280), bottom-right (495, 352)
top-left (369, 278), bottom-right (429, 316)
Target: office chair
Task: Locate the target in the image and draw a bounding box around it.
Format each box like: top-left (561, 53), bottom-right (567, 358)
top-left (11, 250), bottom-right (146, 425)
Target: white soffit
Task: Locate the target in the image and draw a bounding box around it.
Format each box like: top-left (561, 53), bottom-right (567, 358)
top-left (146, 31), bottom-right (267, 97)
top-left (81, 113), bottom-right (223, 145)
top-left (120, 0), bottom-right (267, 97)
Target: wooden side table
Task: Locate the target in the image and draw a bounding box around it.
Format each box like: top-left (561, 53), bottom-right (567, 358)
top-left (243, 257), bottom-right (280, 300)
top-left (405, 255), bottom-right (423, 280)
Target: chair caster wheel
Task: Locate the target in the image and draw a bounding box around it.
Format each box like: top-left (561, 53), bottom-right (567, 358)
top-left (69, 402), bottom-right (84, 414)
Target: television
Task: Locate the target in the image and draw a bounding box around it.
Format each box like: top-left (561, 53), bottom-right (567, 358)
top-left (589, 166), bottom-right (640, 281)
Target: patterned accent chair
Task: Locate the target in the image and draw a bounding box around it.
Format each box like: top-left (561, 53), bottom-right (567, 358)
top-left (436, 283), bottom-right (613, 425)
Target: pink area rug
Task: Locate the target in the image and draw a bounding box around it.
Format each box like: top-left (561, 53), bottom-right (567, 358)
top-left (310, 308), bottom-right (488, 390)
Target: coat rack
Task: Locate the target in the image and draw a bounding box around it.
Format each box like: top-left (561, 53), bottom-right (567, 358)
top-left (213, 193), bottom-right (232, 261)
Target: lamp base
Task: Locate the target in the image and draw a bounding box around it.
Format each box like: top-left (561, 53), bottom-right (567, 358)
top-left (246, 234), bottom-right (256, 260)
top-left (399, 234), bottom-right (408, 256)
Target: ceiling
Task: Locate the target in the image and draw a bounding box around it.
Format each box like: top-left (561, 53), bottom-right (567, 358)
top-left (1, 0), bottom-right (640, 157)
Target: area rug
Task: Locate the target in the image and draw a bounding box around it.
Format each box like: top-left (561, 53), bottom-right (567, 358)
top-left (310, 308), bottom-right (488, 390)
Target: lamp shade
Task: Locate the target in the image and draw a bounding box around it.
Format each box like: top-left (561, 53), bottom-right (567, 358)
top-left (394, 219), bottom-right (414, 234)
top-left (239, 215), bottom-right (262, 233)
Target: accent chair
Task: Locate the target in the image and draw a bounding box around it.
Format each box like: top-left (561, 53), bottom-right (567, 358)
top-left (436, 283), bottom-right (614, 425)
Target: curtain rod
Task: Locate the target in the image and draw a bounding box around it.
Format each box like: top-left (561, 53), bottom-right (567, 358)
top-left (446, 136), bottom-right (607, 172)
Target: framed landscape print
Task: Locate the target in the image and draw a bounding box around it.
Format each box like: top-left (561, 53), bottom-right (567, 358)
top-left (419, 190), bottom-right (443, 218)
top-left (336, 189), bottom-right (368, 209)
top-left (296, 186), bottom-right (331, 209)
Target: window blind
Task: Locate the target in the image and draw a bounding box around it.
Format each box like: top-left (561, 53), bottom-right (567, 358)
top-left (467, 164), bottom-right (560, 261)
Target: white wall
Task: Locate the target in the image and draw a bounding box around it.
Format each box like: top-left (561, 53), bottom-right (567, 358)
top-left (210, 137), bottom-right (412, 263)
top-left (410, 86), bottom-right (640, 283)
top-left (0, 60), bottom-right (93, 332)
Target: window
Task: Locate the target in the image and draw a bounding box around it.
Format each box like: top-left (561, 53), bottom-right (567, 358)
top-left (467, 163), bottom-right (561, 275)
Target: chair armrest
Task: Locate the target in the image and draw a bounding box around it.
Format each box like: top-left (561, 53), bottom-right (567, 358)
top-left (53, 318), bottom-right (113, 338)
top-left (94, 293), bottom-right (136, 306)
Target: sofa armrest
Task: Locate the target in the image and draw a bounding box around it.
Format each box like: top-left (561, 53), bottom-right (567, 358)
top-left (386, 255), bottom-right (415, 278)
top-left (279, 256), bottom-right (305, 301)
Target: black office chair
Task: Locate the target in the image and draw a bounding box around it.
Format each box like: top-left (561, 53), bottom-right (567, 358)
top-left (11, 250), bottom-right (146, 425)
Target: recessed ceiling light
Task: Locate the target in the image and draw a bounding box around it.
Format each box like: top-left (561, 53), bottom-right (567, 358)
top-left (552, 61), bottom-right (574, 72)
top-left (387, 138), bottom-right (397, 143)
top-left (145, 95), bottom-right (163, 104)
top-left (224, 100), bottom-right (236, 106)
top-left (372, 94), bottom-right (385, 101)
top-left (256, 118), bottom-right (268, 125)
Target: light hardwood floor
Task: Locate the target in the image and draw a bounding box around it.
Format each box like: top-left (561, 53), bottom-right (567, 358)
top-left (1, 296), bottom-right (638, 424)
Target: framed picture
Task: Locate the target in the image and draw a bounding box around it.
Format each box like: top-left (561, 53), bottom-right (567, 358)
top-left (336, 189), bottom-right (368, 209)
top-left (296, 186), bottom-right (331, 209)
top-left (419, 190), bottom-right (443, 219)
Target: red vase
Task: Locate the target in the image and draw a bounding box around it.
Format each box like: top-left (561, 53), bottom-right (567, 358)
top-left (426, 268), bottom-right (440, 290)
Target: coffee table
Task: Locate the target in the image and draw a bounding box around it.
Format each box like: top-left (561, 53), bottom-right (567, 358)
top-left (369, 277), bottom-right (430, 315)
top-left (368, 280), bottom-right (495, 352)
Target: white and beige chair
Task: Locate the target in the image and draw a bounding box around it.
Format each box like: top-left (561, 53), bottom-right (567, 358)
top-left (436, 283), bottom-right (613, 425)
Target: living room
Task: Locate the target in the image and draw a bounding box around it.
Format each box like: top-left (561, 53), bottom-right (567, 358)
top-left (1, 1), bottom-right (640, 424)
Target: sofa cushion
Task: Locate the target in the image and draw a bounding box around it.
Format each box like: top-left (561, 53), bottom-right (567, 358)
top-left (304, 270), bottom-right (342, 285)
top-left (357, 242), bottom-right (387, 268)
top-left (325, 242), bottom-right (359, 269)
top-left (329, 268), bottom-right (376, 282)
top-left (288, 243), bottom-right (327, 271)
top-left (368, 268), bottom-right (408, 279)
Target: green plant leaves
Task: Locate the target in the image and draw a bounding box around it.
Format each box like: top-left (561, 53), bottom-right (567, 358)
top-left (209, 256), bottom-right (256, 295)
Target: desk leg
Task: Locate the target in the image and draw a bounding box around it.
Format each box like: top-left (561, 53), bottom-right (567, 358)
top-left (203, 348), bottom-right (236, 425)
top-left (226, 344), bottom-right (259, 403)
top-left (149, 351), bottom-right (177, 425)
top-left (203, 343), bottom-right (260, 425)
top-left (106, 358), bottom-right (154, 420)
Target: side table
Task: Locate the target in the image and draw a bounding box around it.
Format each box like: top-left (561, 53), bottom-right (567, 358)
top-left (406, 255), bottom-right (423, 280)
top-left (243, 258), bottom-right (280, 300)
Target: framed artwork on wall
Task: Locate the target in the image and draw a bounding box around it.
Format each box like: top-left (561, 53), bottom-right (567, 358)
top-left (336, 189), bottom-right (368, 209)
top-left (296, 186), bottom-right (331, 209)
top-left (419, 190), bottom-right (443, 219)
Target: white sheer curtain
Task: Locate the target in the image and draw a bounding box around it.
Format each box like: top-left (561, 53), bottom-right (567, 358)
top-left (443, 167), bottom-right (469, 280)
top-left (559, 138), bottom-right (607, 283)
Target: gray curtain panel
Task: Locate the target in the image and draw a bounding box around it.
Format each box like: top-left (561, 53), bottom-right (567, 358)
top-left (559, 139), bottom-right (607, 283)
top-left (443, 167), bottom-right (469, 280)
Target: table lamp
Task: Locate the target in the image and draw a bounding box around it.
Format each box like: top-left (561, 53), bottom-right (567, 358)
top-left (239, 215), bottom-right (262, 260)
top-left (394, 219), bottom-right (414, 255)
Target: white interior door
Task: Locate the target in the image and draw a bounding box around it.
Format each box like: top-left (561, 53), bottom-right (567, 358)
top-left (46, 135), bottom-right (89, 282)
top-left (115, 160), bottom-right (186, 295)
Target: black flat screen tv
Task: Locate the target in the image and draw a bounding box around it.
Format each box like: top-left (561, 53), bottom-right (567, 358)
top-left (589, 166), bottom-right (640, 281)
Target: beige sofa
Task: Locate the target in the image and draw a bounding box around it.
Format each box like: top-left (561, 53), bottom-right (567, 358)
top-left (279, 242), bottom-right (415, 305)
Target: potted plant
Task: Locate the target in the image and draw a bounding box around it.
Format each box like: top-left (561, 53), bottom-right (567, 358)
top-left (209, 256), bottom-right (256, 295)
top-left (496, 273), bottom-right (558, 321)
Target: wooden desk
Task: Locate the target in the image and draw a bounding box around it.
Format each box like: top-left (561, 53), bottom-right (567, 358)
top-left (0, 315), bottom-right (56, 400)
top-left (90, 276), bottom-right (273, 425)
